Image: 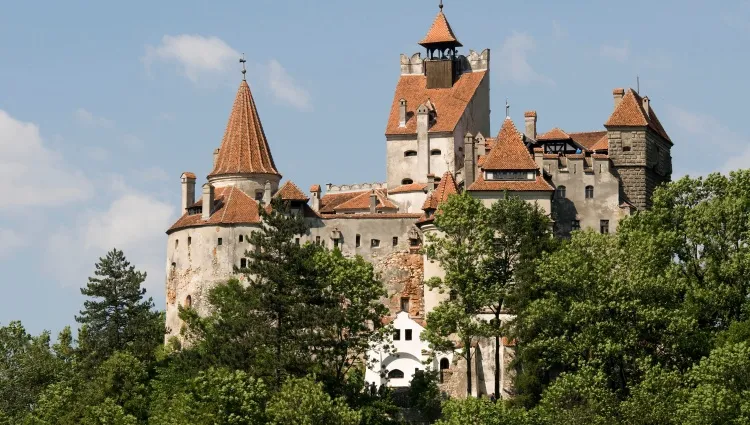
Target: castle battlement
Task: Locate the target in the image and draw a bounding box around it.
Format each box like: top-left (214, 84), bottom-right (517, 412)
top-left (325, 182), bottom-right (387, 194)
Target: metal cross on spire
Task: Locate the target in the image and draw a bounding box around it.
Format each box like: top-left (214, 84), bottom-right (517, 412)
top-left (239, 53), bottom-right (247, 81)
top-left (439, 0), bottom-right (443, 10)
top-left (505, 98), bottom-right (510, 118)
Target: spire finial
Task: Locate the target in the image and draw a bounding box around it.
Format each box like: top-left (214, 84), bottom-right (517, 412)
top-left (505, 98), bottom-right (510, 118)
top-left (439, 0), bottom-right (443, 10)
top-left (239, 53), bottom-right (247, 81)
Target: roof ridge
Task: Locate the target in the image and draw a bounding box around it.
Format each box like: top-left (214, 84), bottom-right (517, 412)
top-left (481, 119), bottom-right (538, 171)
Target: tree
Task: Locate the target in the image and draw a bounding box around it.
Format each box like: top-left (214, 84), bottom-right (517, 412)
top-left (76, 249), bottom-right (163, 365)
top-left (266, 377), bottom-right (360, 425)
top-left (435, 397), bottom-right (529, 425)
top-left (422, 191), bottom-right (494, 396)
top-left (483, 195), bottom-right (555, 397)
top-left (408, 369), bottom-right (442, 422)
top-left (533, 367), bottom-right (620, 425)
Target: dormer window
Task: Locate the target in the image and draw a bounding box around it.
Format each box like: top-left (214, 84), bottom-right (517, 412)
top-left (486, 171), bottom-right (534, 181)
top-left (402, 178), bottom-right (414, 185)
top-left (404, 150), bottom-right (417, 157)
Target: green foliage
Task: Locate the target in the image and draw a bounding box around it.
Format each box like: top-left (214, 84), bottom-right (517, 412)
top-left (80, 398), bottom-right (138, 425)
top-left (76, 248), bottom-right (163, 366)
top-left (408, 369), bottom-right (442, 422)
top-left (266, 377), bottom-right (360, 425)
top-left (534, 367), bottom-right (620, 425)
top-left (435, 397), bottom-right (528, 425)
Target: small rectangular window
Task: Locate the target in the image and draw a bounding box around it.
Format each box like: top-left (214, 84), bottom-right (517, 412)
top-left (188, 237), bottom-right (192, 246)
top-left (393, 329), bottom-right (401, 341)
top-left (600, 220), bottom-right (610, 234)
top-left (255, 191), bottom-right (263, 201)
top-left (239, 235), bottom-right (243, 243)
top-left (334, 239), bottom-right (339, 248)
top-left (371, 239), bottom-right (380, 248)
top-left (217, 238), bottom-right (223, 246)
top-left (405, 329), bottom-right (413, 341)
top-left (240, 258), bottom-right (247, 268)
top-left (316, 236), bottom-right (321, 245)
top-left (356, 234), bottom-right (361, 248)
top-left (295, 238), bottom-right (300, 245)
top-left (393, 237), bottom-right (399, 246)
top-left (410, 238), bottom-right (419, 247)
top-left (572, 220), bottom-right (580, 231)
top-left (400, 297), bottom-right (410, 312)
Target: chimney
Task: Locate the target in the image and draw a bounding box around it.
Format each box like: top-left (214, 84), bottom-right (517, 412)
top-left (263, 181), bottom-right (272, 205)
top-left (642, 96), bottom-right (650, 117)
top-left (524, 111), bottom-right (537, 140)
top-left (369, 191), bottom-right (377, 214)
top-left (475, 132), bottom-right (486, 179)
top-left (201, 183), bottom-right (214, 220)
top-left (213, 148), bottom-right (220, 168)
top-left (399, 99), bottom-right (407, 128)
top-left (613, 88), bottom-right (625, 110)
top-left (463, 132), bottom-right (476, 186)
top-left (417, 103), bottom-right (430, 179)
top-left (181, 172), bottom-right (196, 212)
top-left (310, 184), bottom-right (321, 212)
top-left (427, 174), bottom-right (436, 192)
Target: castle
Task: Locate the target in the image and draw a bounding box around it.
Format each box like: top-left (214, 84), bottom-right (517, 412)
top-left (165, 4), bottom-right (673, 398)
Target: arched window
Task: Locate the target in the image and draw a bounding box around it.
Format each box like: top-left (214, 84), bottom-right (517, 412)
top-left (557, 185), bottom-right (566, 199)
top-left (439, 358), bottom-right (450, 383)
top-left (401, 178), bottom-right (414, 185)
top-left (585, 185), bottom-right (594, 199)
top-left (430, 149), bottom-right (442, 156)
top-left (404, 150), bottom-right (417, 157)
top-left (387, 369), bottom-right (404, 379)
top-left (184, 295), bottom-right (192, 308)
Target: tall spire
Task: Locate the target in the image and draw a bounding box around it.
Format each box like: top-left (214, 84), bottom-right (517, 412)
top-left (419, 3), bottom-right (462, 48)
top-left (239, 53), bottom-right (247, 81)
top-left (209, 80), bottom-right (280, 178)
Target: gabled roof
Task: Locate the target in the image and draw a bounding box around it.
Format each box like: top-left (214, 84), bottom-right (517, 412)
top-left (274, 181), bottom-right (309, 201)
top-left (167, 186), bottom-right (261, 233)
top-left (422, 172), bottom-right (458, 210)
top-left (605, 89), bottom-right (671, 142)
top-left (569, 131), bottom-right (608, 150)
top-left (389, 182), bottom-right (428, 194)
top-left (481, 118), bottom-right (538, 171)
top-left (385, 71), bottom-right (487, 135)
top-left (537, 127), bottom-right (571, 141)
top-left (319, 191), bottom-right (368, 214)
top-left (467, 174), bottom-right (554, 192)
top-left (335, 190), bottom-right (397, 211)
top-left (590, 134), bottom-right (609, 151)
top-left (419, 10), bottom-right (462, 47)
top-left (209, 80), bottom-right (280, 178)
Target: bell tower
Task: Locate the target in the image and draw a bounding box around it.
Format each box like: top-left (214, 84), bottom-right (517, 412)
top-left (419, 2), bottom-right (463, 89)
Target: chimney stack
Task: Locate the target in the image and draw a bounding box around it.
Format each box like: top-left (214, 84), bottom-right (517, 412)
top-left (417, 103), bottom-right (430, 179)
top-left (427, 174), bottom-right (436, 192)
top-left (463, 132), bottom-right (476, 186)
top-left (524, 111), bottom-right (537, 140)
top-left (642, 96), bottom-right (650, 117)
top-left (263, 181), bottom-right (272, 205)
top-left (201, 183), bottom-right (214, 220)
top-left (613, 88), bottom-right (625, 110)
top-left (181, 172), bottom-right (196, 212)
top-left (213, 148), bottom-right (220, 168)
top-left (369, 191), bottom-right (377, 214)
top-left (310, 184), bottom-right (321, 211)
top-left (399, 99), bottom-right (407, 127)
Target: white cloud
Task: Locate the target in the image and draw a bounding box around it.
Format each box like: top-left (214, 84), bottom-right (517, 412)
top-left (600, 40), bottom-right (630, 63)
top-left (46, 185), bottom-right (176, 294)
top-left (496, 32), bottom-right (554, 86)
top-left (665, 105), bottom-right (750, 176)
top-left (75, 108), bottom-right (114, 128)
top-left (266, 59), bottom-right (312, 111)
top-left (0, 228), bottom-right (28, 258)
top-left (143, 34), bottom-right (240, 82)
top-left (0, 110), bottom-right (92, 210)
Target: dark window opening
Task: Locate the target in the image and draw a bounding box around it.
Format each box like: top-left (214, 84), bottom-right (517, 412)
top-left (400, 297), bottom-right (410, 312)
top-left (404, 150), bottom-right (417, 157)
top-left (316, 236), bottom-right (321, 245)
top-left (188, 237), bottom-right (192, 246)
top-left (434, 177), bottom-right (441, 183)
top-left (405, 329), bottom-right (413, 341)
top-left (487, 170), bottom-right (531, 181)
top-left (356, 234), bottom-right (361, 247)
top-left (388, 369), bottom-right (404, 379)
top-left (371, 239), bottom-right (380, 248)
top-left (393, 237), bottom-right (399, 246)
top-left (239, 235), bottom-right (243, 243)
top-left (449, 290), bottom-right (458, 301)
top-left (240, 258), bottom-right (247, 268)
top-left (393, 329), bottom-right (401, 341)
top-left (170, 262), bottom-right (176, 271)
top-left (600, 220), bottom-right (610, 234)
top-left (410, 238), bottom-right (419, 247)
top-left (401, 178), bottom-right (414, 185)
top-left (439, 358), bottom-right (450, 383)
top-left (557, 185), bottom-right (566, 199)
top-left (217, 238), bottom-right (223, 246)
top-left (185, 295), bottom-right (192, 308)
top-left (175, 239), bottom-right (179, 249)
top-left (585, 185), bottom-right (594, 199)
top-left (572, 220), bottom-right (580, 231)
top-left (295, 238), bottom-right (300, 245)
top-left (255, 191), bottom-right (263, 201)
top-left (430, 149), bottom-right (442, 156)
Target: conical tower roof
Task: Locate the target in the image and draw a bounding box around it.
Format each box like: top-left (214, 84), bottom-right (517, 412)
top-left (419, 10), bottom-right (462, 48)
top-left (209, 80), bottom-right (280, 178)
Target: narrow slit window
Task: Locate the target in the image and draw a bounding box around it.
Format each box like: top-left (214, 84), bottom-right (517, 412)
top-left (175, 239), bottom-right (179, 249)
top-left (187, 237), bottom-right (192, 246)
top-left (239, 235), bottom-right (243, 243)
top-left (240, 258), bottom-right (247, 268)
top-left (217, 238), bottom-right (223, 246)
top-left (393, 237), bottom-right (399, 246)
top-left (356, 234), bottom-right (361, 248)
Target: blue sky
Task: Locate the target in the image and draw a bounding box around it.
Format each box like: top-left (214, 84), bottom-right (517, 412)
top-left (2, 0), bottom-right (749, 335)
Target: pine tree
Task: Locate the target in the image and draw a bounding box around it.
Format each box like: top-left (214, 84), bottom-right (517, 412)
top-left (76, 249), bottom-right (163, 365)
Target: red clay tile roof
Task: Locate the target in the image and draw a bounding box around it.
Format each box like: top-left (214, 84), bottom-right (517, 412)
top-left (481, 118), bottom-right (538, 171)
top-left (569, 131), bottom-right (607, 150)
top-left (181, 172), bottom-right (196, 179)
top-left (422, 172), bottom-right (457, 210)
top-left (319, 191), bottom-right (367, 214)
top-left (590, 134), bottom-right (609, 151)
top-left (209, 81), bottom-right (280, 178)
top-left (322, 213), bottom-right (422, 220)
top-left (537, 127), bottom-right (571, 141)
top-left (419, 11), bottom-right (462, 47)
top-left (604, 89), bottom-right (671, 142)
top-left (335, 190), bottom-right (397, 211)
top-left (389, 183), bottom-right (428, 194)
top-left (167, 186), bottom-right (261, 233)
top-left (468, 174), bottom-right (554, 192)
top-left (385, 72), bottom-right (487, 135)
top-left (274, 181), bottom-right (309, 201)
top-left (310, 184), bottom-right (321, 192)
